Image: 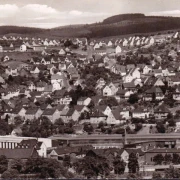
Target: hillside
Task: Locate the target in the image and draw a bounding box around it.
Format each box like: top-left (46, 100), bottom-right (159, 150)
top-left (49, 14), bottom-right (180, 38)
top-left (2, 14), bottom-right (180, 38)
top-left (0, 26), bottom-right (44, 35)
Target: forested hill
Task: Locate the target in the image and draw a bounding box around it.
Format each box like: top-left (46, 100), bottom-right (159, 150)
top-left (2, 14), bottom-right (180, 38)
top-left (48, 14), bottom-right (180, 38)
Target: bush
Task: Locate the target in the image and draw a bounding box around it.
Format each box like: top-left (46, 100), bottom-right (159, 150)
top-left (1, 169), bottom-right (19, 178)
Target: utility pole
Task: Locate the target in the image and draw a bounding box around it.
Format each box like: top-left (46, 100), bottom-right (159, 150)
top-left (124, 126), bottom-right (127, 147)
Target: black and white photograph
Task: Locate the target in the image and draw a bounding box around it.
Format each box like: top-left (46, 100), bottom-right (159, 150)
top-left (0, 0), bottom-right (180, 179)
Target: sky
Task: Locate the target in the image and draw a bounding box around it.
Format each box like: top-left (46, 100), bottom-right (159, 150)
top-left (1, 0), bottom-right (180, 28)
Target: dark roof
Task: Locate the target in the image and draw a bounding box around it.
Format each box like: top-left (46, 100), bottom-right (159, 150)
top-left (154, 104), bottom-right (170, 113)
top-left (0, 148), bottom-right (38, 159)
top-left (74, 105), bottom-right (86, 112)
top-left (42, 108), bottom-right (57, 116)
top-left (26, 108), bottom-right (39, 115)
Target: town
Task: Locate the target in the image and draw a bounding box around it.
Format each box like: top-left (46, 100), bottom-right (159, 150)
top-left (0, 30), bottom-right (180, 178)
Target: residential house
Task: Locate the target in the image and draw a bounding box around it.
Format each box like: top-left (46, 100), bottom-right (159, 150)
top-left (132, 107), bottom-right (150, 119)
top-left (111, 64), bottom-right (126, 76)
top-left (30, 66), bottom-right (40, 74)
top-left (154, 104), bottom-right (170, 119)
top-left (5, 67), bottom-right (19, 76)
top-left (123, 68), bottom-right (140, 83)
top-left (152, 69), bottom-right (163, 77)
top-left (103, 82), bottom-right (118, 96)
top-left (77, 97), bottom-right (91, 106)
top-left (90, 110), bottom-right (107, 124)
top-left (144, 87), bottom-right (164, 101)
top-left (25, 108), bottom-right (43, 121)
top-left (41, 108), bottom-right (61, 123)
top-left (173, 87), bottom-right (180, 100)
top-left (96, 105), bottom-right (111, 116)
top-left (60, 108), bottom-right (80, 123)
top-left (106, 110), bottom-right (125, 125)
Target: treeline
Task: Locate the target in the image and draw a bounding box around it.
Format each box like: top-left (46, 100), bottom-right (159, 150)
top-left (102, 13), bottom-right (145, 24)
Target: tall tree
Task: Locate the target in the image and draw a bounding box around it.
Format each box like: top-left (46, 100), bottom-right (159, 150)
top-left (172, 153), bottom-right (180, 164)
top-left (128, 153), bottom-right (139, 174)
top-left (164, 154), bottom-right (172, 164)
top-left (113, 155), bottom-right (126, 175)
top-left (153, 154), bottom-right (164, 165)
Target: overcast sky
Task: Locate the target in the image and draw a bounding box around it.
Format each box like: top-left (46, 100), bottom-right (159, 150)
top-left (1, 0), bottom-right (180, 28)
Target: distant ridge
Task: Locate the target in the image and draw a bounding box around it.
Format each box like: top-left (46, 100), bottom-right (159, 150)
top-left (2, 13), bottom-right (180, 38)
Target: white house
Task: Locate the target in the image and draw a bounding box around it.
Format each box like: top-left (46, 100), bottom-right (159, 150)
top-left (123, 68), bottom-right (140, 83)
top-left (59, 49), bottom-right (66, 55)
top-left (107, 41), bottom-right (113, 47)
top-left (103, 83), bottom-right (118, 96)
top-left (122, 39), bottom-right (128, 47)
top-left (115, 45), bottom-right (122, 54)
top-left (20, 44), bottom-right (27, 52)
top-left (149, 37), bottom-right (155, 45)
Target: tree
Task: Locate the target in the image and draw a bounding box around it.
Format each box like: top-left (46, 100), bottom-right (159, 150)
top-left (9, 159), bottom-right (23, 173)
top-left (8, 75), bottom-right (13, 82)
top-left (168, 118), bottom-right (176, 127)
top-left (14, 116), bottom-right (24, 126)
top-left (63, 155), bottom-right (71, 168)
top-left (0, 155), bottom-right (8, 173)
top-left (164, 154), bottom-right (172, 164)
top-left (152, 171), bottom-right (162, 179)
top-left (165, 165), bottom-right (180, 178)
top-left (156, 122), bottom-right (166, 133)
top-left (172, 153), bottom-right (180, 164)
top-left (1, 169), bottom-right (19, 178)
top-left (134, 123), bottom-right (143, 132)
top-left (153, 154), bottom-right (164, 165)
top-left (128, 153), bottom-right (139, 174)
top-left (74, 154), bottom-right (111, 178)
top-left (25, 157), bottom-right (71, 178)
top-left (99, 97), bottom-right (118, 107)
top-left (113, 155), bottom-right (126, 175)
top-left (0, 119), bottom-right (13, 135)
top-left (83, 123), bottom-right (94, 134)
top-left (128, 94), bottom-right (139, 104)
top-left (98, 121), bottom-right (105, 129)
top-left (54, 118), bottom-right (64, 126)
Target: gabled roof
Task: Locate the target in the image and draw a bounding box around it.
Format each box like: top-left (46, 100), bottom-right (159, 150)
top-left (74, 105), bottom-right (87, 112)
top-left (123, 82), bottom-right (136, 88)
top-left (154, 104), bottom-right (170, 113)
top-left (42, 108), bottom-right (57, 116)
top-left (0, 148), bottom-right (38, 159)
top-left (90, 109), bottom-right (107, 117)
top-left (146, 86), bottom-right (163, 94)
top-left (25, 107), bottom-right (40, 115)
top-left (111, 110), bottom-right (122, 120)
